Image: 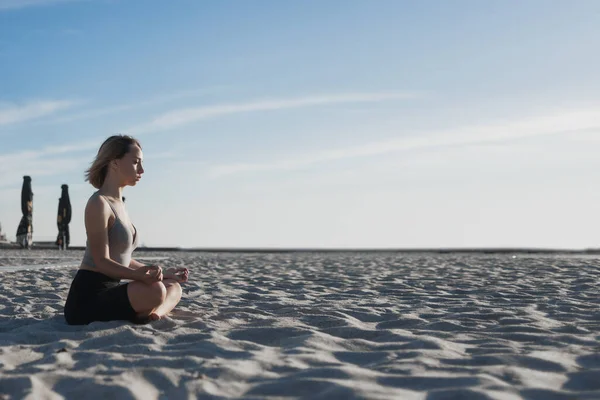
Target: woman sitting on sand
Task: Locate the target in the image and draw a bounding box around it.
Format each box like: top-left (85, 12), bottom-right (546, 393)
top-left (64, 135), bottom-right (188, 325)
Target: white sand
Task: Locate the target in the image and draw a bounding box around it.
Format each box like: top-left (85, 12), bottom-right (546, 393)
top-left (1, 250), bottom-right (599, 399)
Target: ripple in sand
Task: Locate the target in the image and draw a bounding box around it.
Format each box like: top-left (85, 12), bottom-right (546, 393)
top-left (1, 251), bottom-right (600, 399)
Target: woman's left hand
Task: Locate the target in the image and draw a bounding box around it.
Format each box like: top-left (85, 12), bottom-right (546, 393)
top-left (164, 267), bottom-right (189, 283)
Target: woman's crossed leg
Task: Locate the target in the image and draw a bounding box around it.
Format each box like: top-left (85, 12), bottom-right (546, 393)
top-left (127, 278), bottom-right (182, 322)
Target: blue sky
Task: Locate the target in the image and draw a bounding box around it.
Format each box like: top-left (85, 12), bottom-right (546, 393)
top-left (0, 0), bottom-right (599, 248)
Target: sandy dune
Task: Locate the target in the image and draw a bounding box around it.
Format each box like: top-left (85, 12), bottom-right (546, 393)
top-left (1, 250), bottom-right (599, 399)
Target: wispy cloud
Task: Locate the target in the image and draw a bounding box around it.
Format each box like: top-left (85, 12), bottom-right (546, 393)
top-left (42, 86), bottom-right (230, 125)
top-left (0, 100), bottom-right (75, 126)
top-left (0, 0), bottom-right (81, 11)
top-left (0, 140), bottom-right (98, 188)
top-left (0, 155), bottom-right (88, 189)
top-left (0, 140), bottom-right (98, 164)
top-left (128, 92), bottom-right (418, 134)
top-left (206, 107), bottom-right (600, 178)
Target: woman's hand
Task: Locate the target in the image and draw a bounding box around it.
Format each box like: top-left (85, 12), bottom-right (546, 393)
top-left (133, 265), bottom-right (163, 284)
top-left (164, 267), bottom-right (189, 283)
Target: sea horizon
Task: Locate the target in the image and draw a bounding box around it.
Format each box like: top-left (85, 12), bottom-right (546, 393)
top-left (2, 241), bottom-right (600, 255)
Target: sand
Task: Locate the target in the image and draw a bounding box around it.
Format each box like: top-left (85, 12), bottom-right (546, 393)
top-left (0, 250), bottom-right (599, 399)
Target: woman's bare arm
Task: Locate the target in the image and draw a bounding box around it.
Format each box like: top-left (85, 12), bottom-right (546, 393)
top-left (85, 195), bottom-right (137, 280)
top-left (128, 258), bottom-right (147, 270)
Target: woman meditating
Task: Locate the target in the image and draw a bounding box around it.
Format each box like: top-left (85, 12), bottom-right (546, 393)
top-left (64, 135), bottom-right (188, 325)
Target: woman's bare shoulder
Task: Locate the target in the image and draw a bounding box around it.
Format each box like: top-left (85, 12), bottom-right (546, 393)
top-left (85, 192), bottom-right (102, 208)
top-left (85, 193), bottom-right (110, 218)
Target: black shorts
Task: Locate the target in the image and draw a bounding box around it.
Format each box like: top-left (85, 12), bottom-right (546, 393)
top-left (64, 269), bottom-right (138, 325)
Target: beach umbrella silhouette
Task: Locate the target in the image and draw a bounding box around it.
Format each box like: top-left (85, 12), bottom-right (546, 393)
top-left (56, 184), bottom-right (72, 249)
top-left (16, 176), bottom-right (33, 249)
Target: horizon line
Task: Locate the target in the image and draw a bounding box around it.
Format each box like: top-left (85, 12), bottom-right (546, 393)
top-left (3, 242), bottom-right (599, 254)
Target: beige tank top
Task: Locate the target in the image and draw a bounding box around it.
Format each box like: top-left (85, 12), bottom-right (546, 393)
top-left (81, 192), bottom-right (139, 268)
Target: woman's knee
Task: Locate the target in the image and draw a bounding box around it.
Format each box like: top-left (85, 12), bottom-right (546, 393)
top-left (162, 279), bottom-right (182, 297)
top-left (128, 281), bottom-right (167, 311)
top-left (148, 281), bottom-right (168, 305)
top-left (170, 281), bottom-right (183, 297)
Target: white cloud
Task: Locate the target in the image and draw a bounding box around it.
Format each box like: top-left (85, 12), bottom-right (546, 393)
top-left (0, 0), bottom-right (81, 10)
top-left (44, 86), bottom-right (229, 125)
top-left (128, 92), bottom-right (418, 134)
top-left (206, 107), bottom-right (600, 177)
top-left (0, 156), bottom-right (88, 189)
top-left (0, 140), bottom-right (97, 164)
top-left (0, 90), bottom-right (411, 179)
top-left (0, 141), bottom-right (98, 188)
top-left (0, 100), bottom-right (75, 126)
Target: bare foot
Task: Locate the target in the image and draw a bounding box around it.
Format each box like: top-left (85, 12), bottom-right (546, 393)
top-left (132, 312), bottom-right (161, 324)
top-left (148, 312), bottom-right (161, 321)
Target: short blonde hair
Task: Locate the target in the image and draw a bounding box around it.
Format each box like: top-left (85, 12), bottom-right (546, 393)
top-left (85, 135), bottom-right (142, 189)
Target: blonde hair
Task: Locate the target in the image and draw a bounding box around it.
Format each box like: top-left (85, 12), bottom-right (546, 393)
top-left (85, 135), bottom-right (142, 189)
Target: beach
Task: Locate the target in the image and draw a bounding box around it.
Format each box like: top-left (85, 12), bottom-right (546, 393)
top-left (1, 250), bottom-right (599, 399)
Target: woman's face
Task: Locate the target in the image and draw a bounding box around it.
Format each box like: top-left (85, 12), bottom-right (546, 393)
top-left (116, 144), bottom-right (144, 186)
